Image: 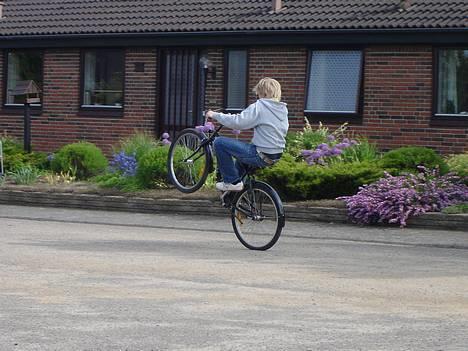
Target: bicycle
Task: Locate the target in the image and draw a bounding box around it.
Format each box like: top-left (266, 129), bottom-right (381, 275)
top-left (167, 124), bottom-right (285, 251)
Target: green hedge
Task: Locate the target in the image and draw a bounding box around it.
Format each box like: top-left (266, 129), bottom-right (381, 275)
top-left (258, 154), bottom-right (385, 201)
top-left (51, 141), bottom-right (107, 180)
top-left (380, 146), bottom-right (448, 175)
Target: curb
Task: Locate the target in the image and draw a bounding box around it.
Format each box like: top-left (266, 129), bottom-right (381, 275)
top-left (0, 189), bottom-right (466, 231)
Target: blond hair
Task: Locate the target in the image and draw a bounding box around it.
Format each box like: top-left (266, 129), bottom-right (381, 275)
top-left (253, 77), bottom-right (282, 101)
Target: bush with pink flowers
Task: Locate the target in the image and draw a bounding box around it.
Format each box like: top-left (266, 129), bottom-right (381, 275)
top-left (338, 167), bottom-right (468, 227)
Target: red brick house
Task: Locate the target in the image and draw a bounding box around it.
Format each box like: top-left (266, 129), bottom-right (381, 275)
top-left (0, 0), bottom-right (466, 154)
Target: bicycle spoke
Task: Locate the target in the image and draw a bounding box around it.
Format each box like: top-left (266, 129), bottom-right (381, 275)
top-left (168, 129), bottom-right (210, 193)
top-left (232, 185), bottom-right (281, 250)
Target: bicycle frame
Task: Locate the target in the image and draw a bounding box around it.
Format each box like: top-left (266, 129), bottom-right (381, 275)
top-left (182, 125), bottom-right (223, 165)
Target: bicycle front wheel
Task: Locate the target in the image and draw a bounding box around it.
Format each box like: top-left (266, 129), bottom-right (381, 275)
top-left (167, 128), bottom-right (211, 193)
top-left (231, 182), bottom-right (284, 251)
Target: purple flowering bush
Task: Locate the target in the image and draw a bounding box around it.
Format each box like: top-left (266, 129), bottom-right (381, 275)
top-left (258, 120), bottom-right (383, 200)
top-left (285, 120), bottom-right (346, 159)
top-left (286, 119), bottom-right (379, 165)
top-left (161, 132), bottom-right (171, 145)
top-left (94, 132), bottom-right (170, 191)
top-left (339, 167), bottom-right (468, 227)
top-left (301, 137), bottom-right (359, 166)
top-left (110, 151), bottom-right (138, 177)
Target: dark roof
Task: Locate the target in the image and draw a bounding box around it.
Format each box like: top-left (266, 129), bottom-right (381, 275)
top-left (0, 0), bottom-right (466, 37)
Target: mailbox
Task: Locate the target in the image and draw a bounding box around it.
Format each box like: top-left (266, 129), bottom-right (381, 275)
top-left (9, 80), bottom-right (41, 153)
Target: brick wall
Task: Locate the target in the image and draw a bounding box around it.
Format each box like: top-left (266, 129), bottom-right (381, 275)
top-left (0, 48), bottom-right (157, 155)
top-left (243, 45), bottom-right (466, 154)
top-left (356, 46), bottom-right (466, 154)
top-left (248, 47), bottom-right (308, 131)
top-left (205, 48), bottom-right (224, 112)
top-left (0, 45), bottom-right (466, 155)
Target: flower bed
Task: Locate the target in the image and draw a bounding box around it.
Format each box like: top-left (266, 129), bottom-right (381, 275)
top-left (339, 168), bottom-right (468, 227)
top-left (1, 124), bottom-right (467, 229)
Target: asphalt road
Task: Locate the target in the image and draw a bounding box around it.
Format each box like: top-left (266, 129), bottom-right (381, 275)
top-left (0, 204), bottom-right (467, 351)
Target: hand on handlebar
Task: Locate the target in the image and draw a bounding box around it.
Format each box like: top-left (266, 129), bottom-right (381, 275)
top-left (205, 110), bottom-right (215, 120)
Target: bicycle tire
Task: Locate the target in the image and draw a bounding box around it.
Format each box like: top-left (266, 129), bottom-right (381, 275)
top-left (231, 181), bottom-right (285, 251)
top-left (167, 128), bottom-right (212, 193)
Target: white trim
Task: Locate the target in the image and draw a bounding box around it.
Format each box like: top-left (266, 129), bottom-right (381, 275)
top-left (304, 110), bottom-right (356, 113)
top-left (435, 113), bottom-right (468, 117)
top-left (4, 103), bottom-right (41, 107)
top-left (81, 105), bottom-right (122, 109)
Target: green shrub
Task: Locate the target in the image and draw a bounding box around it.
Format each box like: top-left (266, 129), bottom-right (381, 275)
top-left (51, 141), bottom-right (108, 180)
top-left (258, 154), bottom-right (385, 201)
top-left (25, 151), bottom-right (49, 170)
top-left (115, 132), bottom-right (160, 161)
top-left (136, 146), bottom-right (170, 188)
top-left (447, 153), bottom-right (468, 178)
top-left (442, 203), bottom-right (468, 214)
top-left (338, 138), bottom-right (380, 163)
top-left (93, 173), bottom-right (143, 192)
top-left (8, 165), bottom-right (41, 185)
top-left (380, 146), bottom-right (448, 174)
top-left (1, 137), bottom-right (25, 171)
top-left (0, 136), bottom-right (48, 171)
top-left (285, 120), bottom-right (347, 159)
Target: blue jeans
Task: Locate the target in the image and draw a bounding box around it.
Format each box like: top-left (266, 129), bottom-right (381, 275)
top-left (213, 137), bottom-right (268, 184)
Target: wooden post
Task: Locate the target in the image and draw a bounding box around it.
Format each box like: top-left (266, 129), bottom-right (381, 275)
top-left (24, 102), bottom-right (31, 153)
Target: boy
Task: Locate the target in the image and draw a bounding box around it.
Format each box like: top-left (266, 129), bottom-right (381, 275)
top-left (205, 77), bottom-right (289, 191)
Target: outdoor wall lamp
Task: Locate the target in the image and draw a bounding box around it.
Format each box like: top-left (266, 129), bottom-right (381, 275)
top-left (200, 56), bottom-right (217, 80)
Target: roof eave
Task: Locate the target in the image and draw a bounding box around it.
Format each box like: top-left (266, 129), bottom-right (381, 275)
top-left (0, 27), bottom-right (466, 48)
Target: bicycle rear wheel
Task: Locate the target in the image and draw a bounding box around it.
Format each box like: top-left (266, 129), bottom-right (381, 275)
top-left (167, 128), bottom-right (211, 193)
top-left (231, 182), bottom-right (284, 251)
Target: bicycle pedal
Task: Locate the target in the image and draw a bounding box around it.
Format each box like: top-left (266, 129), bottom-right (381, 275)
top-left (220, 191), bottom-right (233, 208)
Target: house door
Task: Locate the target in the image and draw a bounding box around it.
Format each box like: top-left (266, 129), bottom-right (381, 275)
top-left (160, 48), bottom-right (206, 136)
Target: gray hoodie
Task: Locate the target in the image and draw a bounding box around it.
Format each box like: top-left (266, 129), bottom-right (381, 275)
top-left (213, 99), bottom-right (289, 154)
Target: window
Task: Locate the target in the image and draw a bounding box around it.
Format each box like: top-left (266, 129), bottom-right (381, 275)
top-left (82, 49), bottom-right (124, 108)
top-left (436, 48), bottom-right (468, 117)
top-left (5, 50), bottom-right (43, 105)
top-left (225, 49), bottom-right (248, 111)
top-left (306, 50), bottom-right (363, 115)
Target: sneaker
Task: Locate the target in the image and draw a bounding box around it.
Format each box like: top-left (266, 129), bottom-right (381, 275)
top-left (216, 181), bottom-right (244, 192)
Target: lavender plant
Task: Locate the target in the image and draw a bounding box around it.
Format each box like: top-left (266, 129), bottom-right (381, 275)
top-left (338, 167), bottom-right (468, 227)
top-left (301, 137), bottom-right (358, 166)
top-left (161, 132), bottom-right (171, 145)
top-left (287, 119), bottom-right (350, 156)
top-left (110, 151), bottom-right (138, 177)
